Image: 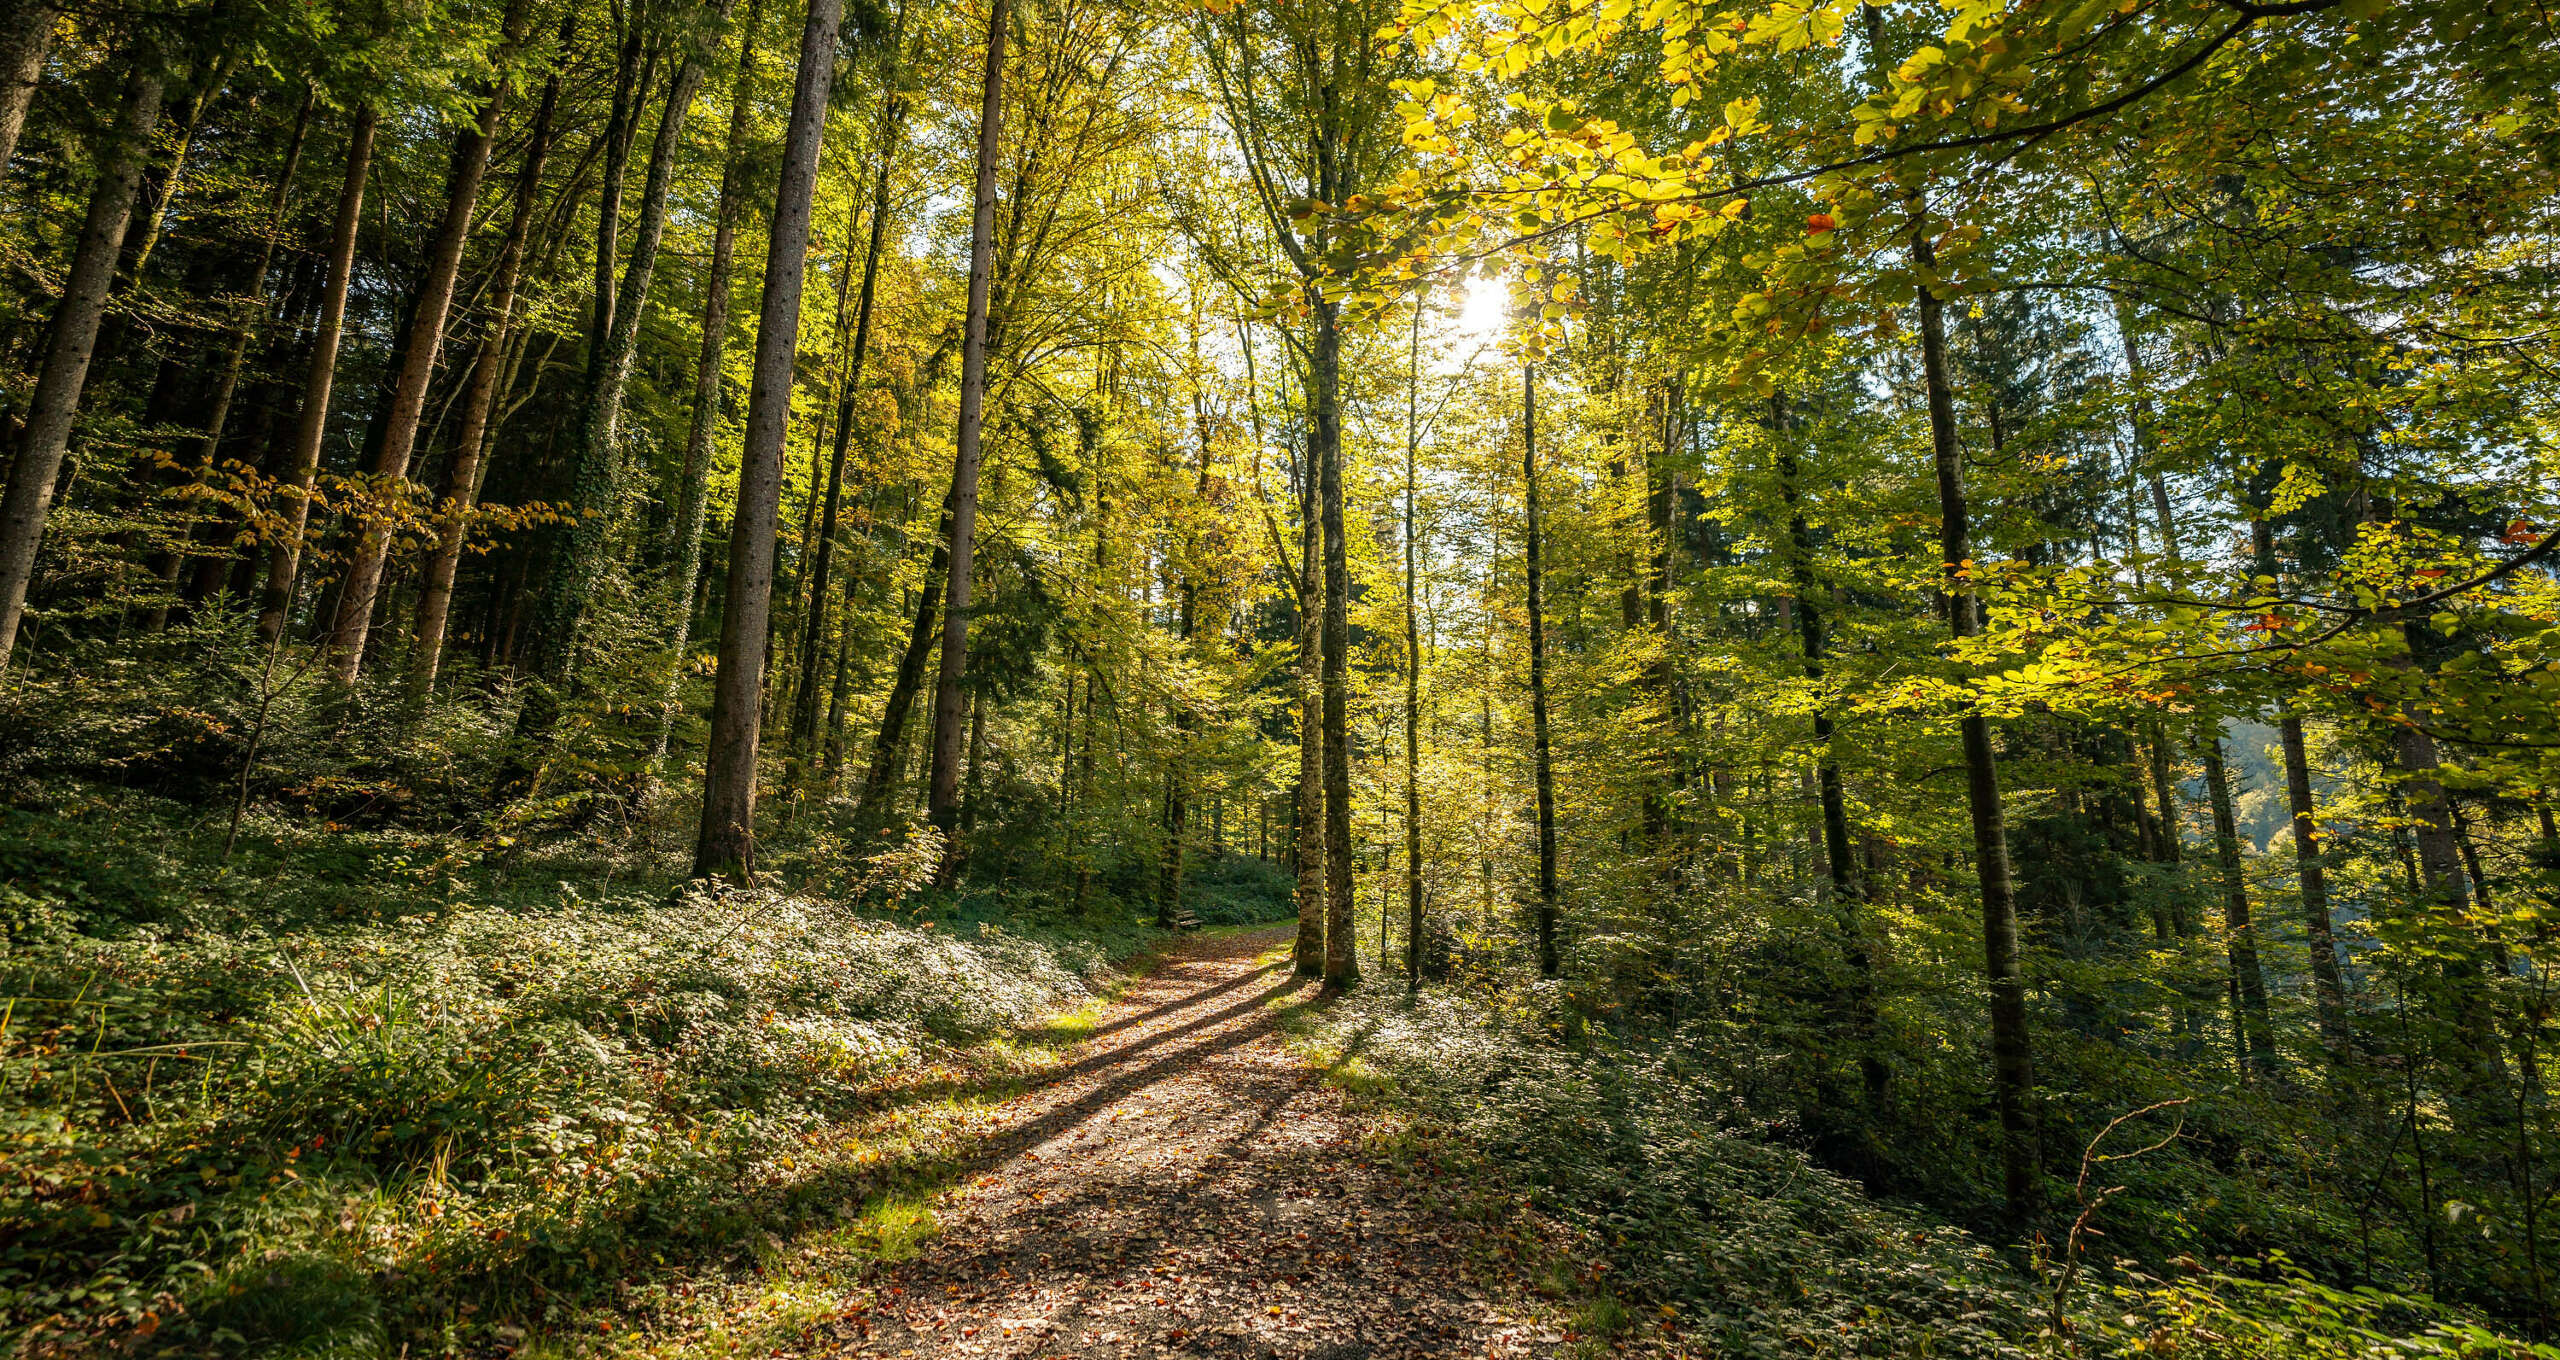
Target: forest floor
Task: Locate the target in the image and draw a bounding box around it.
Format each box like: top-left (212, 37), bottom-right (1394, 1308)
top-left (744, 926), bottom-right (1567, 1360)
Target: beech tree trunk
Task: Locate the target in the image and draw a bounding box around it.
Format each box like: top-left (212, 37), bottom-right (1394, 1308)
top-left (652, 0), bottom-right (765, 769)
top-left (925, 0), bottom-right (1010, 880)
top-left (258, 105), bottom-right (375, 645)
top-left (1523, 362), bottom-right (1559, 979)
top-left (1402, 308), bottom-right (1424, 991)
top-left (1317, 302), bottom-right (1357, 987)
top-left (407, 53), bottom-right (565, 700)
top-left (1293, 405), bottom-right (1325, 978)
top-left (0, 60), bottom-right (163, 678)
top-left (327, 0), bottom-right (530, 682)
top-left (2202, 732), bottom-right (2277, 1074)
top-left (693, 0), bottom-right (844, 882)
top-left (791, 83), bottom-right (904, 752)
top-left (1913, 227), bottom-right (2036, 1221)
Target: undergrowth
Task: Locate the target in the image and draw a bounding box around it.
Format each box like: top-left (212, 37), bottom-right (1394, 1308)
top-left (1287, 976), bottom-right (2560, 1360)
top-left (0, 786), bottom-right (1219, 1356)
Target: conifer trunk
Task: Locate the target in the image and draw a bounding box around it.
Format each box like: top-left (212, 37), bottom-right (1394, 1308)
top-left (0, 60), bottom-right (163, 678)
top-left (693, 0), bottom-right (844, 882)
top-left (0, 0), bottom-right (55, 177)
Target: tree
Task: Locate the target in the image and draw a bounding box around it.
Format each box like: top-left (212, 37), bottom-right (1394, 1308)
top-left (322, 0), bottom-right (532, 684)
top-left (923, 0), bottom-right (1009, 880)
top-left (0, 53), bottom-right (166, 678)
top-left (256, 103), bottom-right (374, 645)
top-left (693, 0), bottom-right (845, 882)
top-left (1522, 361), bottom-right (1559, 978)
top-left (652, 0), bottom-right (767, 769)
top-left (408, 42), bottom-right (567, 699)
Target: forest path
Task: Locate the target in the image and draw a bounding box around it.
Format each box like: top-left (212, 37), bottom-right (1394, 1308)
top-left (815, 926), bottom-right (1557, 1359)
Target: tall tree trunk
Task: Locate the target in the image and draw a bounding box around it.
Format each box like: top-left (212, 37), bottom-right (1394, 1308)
top-left (1403, 305), bottom-right (1424, 991)
top-left (2202, 732), bottom-right (2277, 1074)
top-left (170, 85), bottom-right (312, 613)
top-left (0, 0), bottom-right (55, 177)
top-left (407, 49), bottom-right (565, 700)
top-left (820, 524), bottom-right (865, 773)
top-left (1070, 461), bottom-right (1109, 913)
top-left (521, 0), bottom-right (727, 712)
top-left (2242, 514), bottom-right (2350, 1058)
top-left (1772, 396), bottom-right (1886, 1105)
top-left (791, 76), bottom-right (905, 751)
top-left (1524, 362), bottom-right (1559, 979)
top-left (121, 50), bottom-right (230, 282)
top-left (2282, 710), bottom-right (2352, 1055)
top-left (692, 0), bottom-right (844, 882)
top-left (327, 0), bottom-right (531, 682)
top-left (652, 0), bottom-right (765, 770)
top-left (1642, 377), bottom-right (1682, 845)
top-left (925, 0), bottom-right (1010, 880)
top-left (0, 62), bottom-right (165, 679)
top-left (1317, 301), bottom-right (1358, 987)
top-left (589, 23), bottom-right (648, 347)
top-left (1293, 404), bottom-right (1325, 977)
top-left (856, 516), bottom-right (947, 824)
top-left (257, 105), bottom-right (376, 645)
top-left (1912, 225), bottom-right (2036, 1221)
top-left (776, 203), bottom-right (862, 726)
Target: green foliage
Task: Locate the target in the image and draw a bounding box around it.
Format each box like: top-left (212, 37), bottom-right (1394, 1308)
top-left (0, 797), bottom-right (1125, 1353)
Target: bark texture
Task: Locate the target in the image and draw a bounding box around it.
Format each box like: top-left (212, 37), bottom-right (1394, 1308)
top-left (693, 0), bottom-right (843, 882)
top-left (1914, 228), bottom-right (2036, 1221)
top-left (257, 105), bottom-right (376, 645)
top-left (1523, 363), bottom-right (1559, 980)
top-left (926, 0), bottom-right (1011, 878)
top-left (0, 62), bottom-right (165, 678)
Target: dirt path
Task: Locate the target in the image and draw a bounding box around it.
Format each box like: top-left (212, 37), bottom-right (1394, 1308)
top-left (823, 927), bottom-right (1556, 1359)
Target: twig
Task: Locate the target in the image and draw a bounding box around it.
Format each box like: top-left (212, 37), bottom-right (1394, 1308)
top-left (2051, 1098), bottom-right (2191, 1349)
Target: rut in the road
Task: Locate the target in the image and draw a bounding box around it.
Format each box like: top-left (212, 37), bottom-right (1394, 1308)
top-left (815, 928), bottom-right (1557, 1359)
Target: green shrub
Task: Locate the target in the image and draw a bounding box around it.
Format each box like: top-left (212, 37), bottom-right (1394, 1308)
top-left (1, 862), bottom-right (1116, 1352)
